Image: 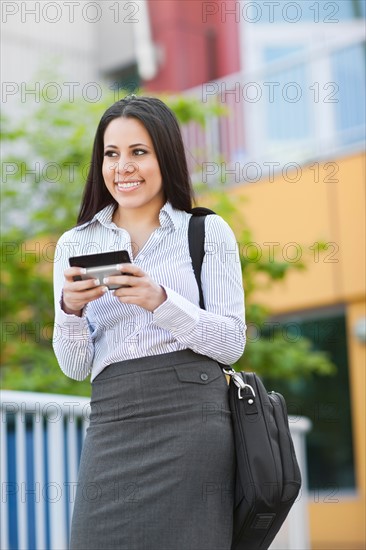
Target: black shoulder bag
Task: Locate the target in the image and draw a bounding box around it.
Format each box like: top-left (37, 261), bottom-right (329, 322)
top-left (188, 208), bottom-right (302, 550)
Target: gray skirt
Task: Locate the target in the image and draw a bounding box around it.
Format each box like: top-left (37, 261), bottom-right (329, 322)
top-left (70, 350), bottom-right (235, 550)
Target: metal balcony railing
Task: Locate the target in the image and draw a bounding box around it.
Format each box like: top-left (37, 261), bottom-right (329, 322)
top-left (181, 36), bottom-right (366, 187)
top-left (1, 389), bottom-right (311, 550)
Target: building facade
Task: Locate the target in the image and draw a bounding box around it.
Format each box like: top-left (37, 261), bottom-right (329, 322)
top-left (2, 0), bottom-right (365, 548)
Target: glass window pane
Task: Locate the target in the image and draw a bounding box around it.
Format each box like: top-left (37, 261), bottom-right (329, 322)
top-left (331, 44), bottom-right (366, 146)
top-left (264, 47), bottom-right (310, 140)
top-left (262, 311), bottom-right (355, 491)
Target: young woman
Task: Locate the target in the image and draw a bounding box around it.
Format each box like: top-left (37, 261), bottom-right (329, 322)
top-left (53, 96), bottom-right (246, 549)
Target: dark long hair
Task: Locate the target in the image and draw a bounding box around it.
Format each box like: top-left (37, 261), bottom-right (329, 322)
top-left (77, 96), bottom-right (194, 224)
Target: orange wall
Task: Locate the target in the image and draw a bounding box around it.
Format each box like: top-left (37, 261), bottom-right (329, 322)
top-left (228, 152), bottom-right (365, 313)
top-left (223, 152), bottom-right (366, 549)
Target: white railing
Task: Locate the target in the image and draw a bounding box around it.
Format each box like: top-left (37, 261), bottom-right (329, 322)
top-left (270, 415), bottom-right (312, 550)
top-left (1, 390), bottom-right (90, 550)
top-left (181, 35), bottom-right (365, 186)
top-left (1, 390), bottom-right (311, 550)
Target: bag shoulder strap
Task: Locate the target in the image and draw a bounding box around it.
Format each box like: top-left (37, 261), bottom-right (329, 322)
top-left (188, 207), bottom-right (215, 309)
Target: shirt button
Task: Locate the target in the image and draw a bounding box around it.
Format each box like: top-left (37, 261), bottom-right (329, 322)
top-left (200, 373), bottom-right (209, 381)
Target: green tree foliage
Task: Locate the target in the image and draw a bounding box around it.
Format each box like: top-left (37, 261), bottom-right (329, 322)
top-left (0, 89), bottom-right (335, 396)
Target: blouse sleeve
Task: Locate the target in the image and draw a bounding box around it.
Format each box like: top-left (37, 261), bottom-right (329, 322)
top-left (153, 215), bottom-right (246, 365)
top-left (52, 231), bottom-right (94, 381)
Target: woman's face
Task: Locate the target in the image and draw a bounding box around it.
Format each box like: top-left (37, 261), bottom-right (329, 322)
top-left (102, 116), bottom-right (165, 215)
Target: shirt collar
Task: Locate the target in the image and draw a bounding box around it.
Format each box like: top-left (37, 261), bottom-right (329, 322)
top-left (75, 204), bottom-right (116, 231)
top-left (75, 201), bottom-right (186, 232)
top-left (158, 201), bottom-right (186, 230)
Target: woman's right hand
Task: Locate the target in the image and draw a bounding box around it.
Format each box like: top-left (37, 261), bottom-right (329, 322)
top-left (61, 267), bottom-right (109, 316)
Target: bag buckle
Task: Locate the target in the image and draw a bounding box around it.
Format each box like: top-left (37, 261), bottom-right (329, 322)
top-left (222, 368), bottom-right (256, 400)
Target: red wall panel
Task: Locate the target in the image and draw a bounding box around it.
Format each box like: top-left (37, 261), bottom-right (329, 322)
top-left (145, 0), bottom-right (240, 92)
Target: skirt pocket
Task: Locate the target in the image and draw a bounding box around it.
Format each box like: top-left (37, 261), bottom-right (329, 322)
top-left (173, 359), bottom-right (224, 385)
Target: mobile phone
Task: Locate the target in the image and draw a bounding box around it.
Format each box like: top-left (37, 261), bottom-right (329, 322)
top-left (69, 250), bottom-right (131, 290)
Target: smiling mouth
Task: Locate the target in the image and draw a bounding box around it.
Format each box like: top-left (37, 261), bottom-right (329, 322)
top-left (115, 180), bottom-right (143, 190)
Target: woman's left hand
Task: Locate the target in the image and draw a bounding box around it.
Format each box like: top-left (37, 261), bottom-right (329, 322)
top-left (103, 263), bottom-right (167, 312)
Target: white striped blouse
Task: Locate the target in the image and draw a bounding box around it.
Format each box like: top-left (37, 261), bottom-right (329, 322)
top-left (53, 201), bottom-right (246, 381)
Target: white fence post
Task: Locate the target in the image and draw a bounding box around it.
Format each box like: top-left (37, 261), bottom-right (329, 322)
top-left (1, 406), bottom-right (9, 550)
top-left (0, 391), bottom-right (90, 550)
top-left (47, 402), bottom-right (68, 549)
top-left (270, 416), bottom-right (312, 550)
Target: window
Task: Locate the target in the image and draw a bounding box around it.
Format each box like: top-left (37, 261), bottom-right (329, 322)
top-left (331, 43), bottom-right (366, 146)
top-left (264, 46), bottom-right (310, 141)
top-left (263, 307), bottom-right (355, 492)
